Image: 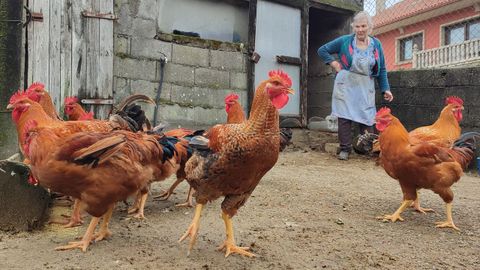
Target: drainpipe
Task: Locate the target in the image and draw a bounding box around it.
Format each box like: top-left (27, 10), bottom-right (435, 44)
top-left (0, 1), bottom-right (23, 158)
top-left (153, 53), bottom-right (168, 127)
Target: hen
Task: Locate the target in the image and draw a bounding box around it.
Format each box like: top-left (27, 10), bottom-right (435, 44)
top-left (26, 82), bottom-right (61, 120)
top-left (7, 90), bottom-right (154, 227)
top-left (23, 120), bottom-right (177, 251)
top-left (64, 96), bottom-right (94, 121)
top-left (375, 107), bottom-right (476, 230)
top-left (178, 70), bottom-right (294, 257)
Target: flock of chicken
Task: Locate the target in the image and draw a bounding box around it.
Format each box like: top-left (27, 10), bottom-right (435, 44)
top-left (5, 70), bottom-right (478, 257)
top-left (6, 70), bottom-right (294, 257)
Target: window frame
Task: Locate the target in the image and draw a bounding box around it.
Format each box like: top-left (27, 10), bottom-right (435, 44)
top-left (395, 30), bottom-right (425, 65)
top-left (441, 15), bottom-right (480, 46)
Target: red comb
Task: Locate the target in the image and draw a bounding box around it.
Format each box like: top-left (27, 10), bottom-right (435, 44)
top-left (445, 96), bottom-right (463, 106)
top-left (376, 107), bottom-right (391, 116)
top-left (224, 93), bottom-right (239, 103)
top-left (9, 89), bottom-right (29, 104)
top-left (268, 69), bottom-right (292, 88)
top-left (26, 82), bottom-right (45, 93)
top-left (64, 96), bottom-right (79, 104)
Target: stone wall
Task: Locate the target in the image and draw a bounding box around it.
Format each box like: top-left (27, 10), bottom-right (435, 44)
top-left (113, 0), bottom-right (248, 128)
top-left (379, 67), bottom-right (480, 132)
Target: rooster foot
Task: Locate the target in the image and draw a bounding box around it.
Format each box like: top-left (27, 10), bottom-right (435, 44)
top-left (413, 206), bottom-right (435, 214)
top-left (132, 212), bottom-right (146, 219)
top-left (153, 190), bottom-right (173, 201)
top-left (127, 207), bottom-right (139, 215)
top-left (435, 221), bottom-right (460, 231)
top-left (93, 229), bottom-right (112, 242)
top-left (217, 241), bottom-right (255, 258)
top-left (54, 240), bottom-right (92, 252)
top-left (175, 201), bottom-right (194, 208)
top-left (48, 218), bottom-right (84, 228)
top-left (376, 214), bottom-right (404, 223)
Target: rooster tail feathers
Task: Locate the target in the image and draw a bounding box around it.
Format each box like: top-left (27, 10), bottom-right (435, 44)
top-left (353, 131), bottom-right (379, 155)
top-left (157, 136), bottom-right (180, 162)
top-left (279, 128), bottom-right (293, 152)
top-left (72, 135), bottom-right (126, 167)
top-left (450, 132), bottom-right (480, 170)
top-left (111, 94), bottom-right (156, 132)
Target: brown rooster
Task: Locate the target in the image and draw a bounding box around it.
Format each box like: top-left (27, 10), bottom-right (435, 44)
top-left (178, 70), bottom-right (294, 257)
top-left (375, 107), bottom-right (476, 230)
top-left (7, 90), bottom-right (154, 227)
top-left (64, 96), bottom-right (94, 121)
top-left (156, 93), bottom-right (293, 208)
top-left (22, 119), bottom-right (177, 251)
top-left (25, 82), bottom-right (61, 120)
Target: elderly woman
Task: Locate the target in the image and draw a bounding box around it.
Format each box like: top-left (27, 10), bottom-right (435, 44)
top-left (318, 11), bottom-right (393, 161)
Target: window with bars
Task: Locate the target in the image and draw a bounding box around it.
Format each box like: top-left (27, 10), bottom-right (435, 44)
top-left (444, 17), bottom-right (480, 45)
top-left (398, 33), bottom-right (423, 62)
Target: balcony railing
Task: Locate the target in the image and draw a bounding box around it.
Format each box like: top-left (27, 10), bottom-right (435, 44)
top-left (412, 38), bottom-right (480, 68)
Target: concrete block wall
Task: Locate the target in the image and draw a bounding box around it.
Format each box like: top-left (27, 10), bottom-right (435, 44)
top-left (379, 67), bottom-right (480, 132)
top-left (113, 0), bottom-right (249, 128)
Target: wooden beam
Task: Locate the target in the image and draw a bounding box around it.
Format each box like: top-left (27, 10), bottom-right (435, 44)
top-left (300, 3), bottom-right (309, 127)
top-left (246, 0), bottom-right (257, 114)
top-left (276, 55), bottom-right (302, 66)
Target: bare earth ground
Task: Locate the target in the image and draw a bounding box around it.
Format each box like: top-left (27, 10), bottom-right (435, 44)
top-left (1, 150), bottom-right (479, 269)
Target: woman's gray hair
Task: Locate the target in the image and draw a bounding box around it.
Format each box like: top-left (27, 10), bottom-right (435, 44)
top-left (351, 11), bottom-right (373, 34)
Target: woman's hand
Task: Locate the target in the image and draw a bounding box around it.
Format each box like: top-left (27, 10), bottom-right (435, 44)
top-left (330, 61), bottom-right (342, 73)
top-left (383, 90), bottom-right (393, 102)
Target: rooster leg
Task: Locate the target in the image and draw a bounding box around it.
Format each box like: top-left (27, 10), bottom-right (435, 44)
top-left (435, 203), bottom-right (460, 231)
top-left (175, 187), bottom-right (195, 208)
top-left (179, 203), bottom-right (204, 255)
top-left (132, 193), bottom-right (148, 219)
top-left (127, 192), bottom-right (141, 214)
top-left (217, 211), bottom-right (255, 258)
top-left (411, 198), bottom-right (435, 214)
top-left (153, 178), bottom-right (183, 201)
top-left (48, 199), bottom-right (85, 228)
top-left (94, 205), bottom-right (114, 242)
top-left (377, 200), bottom-right (413, 223)
top-left (55, 216), bottom-right (99, 252)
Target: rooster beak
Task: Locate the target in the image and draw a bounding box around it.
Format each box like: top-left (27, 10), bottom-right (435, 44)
top-left (286, 88), bottom-right (295, 95)
top-left (461, 106), bottom-right (464, 110)
top-left (6, 104), bottom-right (13, 110)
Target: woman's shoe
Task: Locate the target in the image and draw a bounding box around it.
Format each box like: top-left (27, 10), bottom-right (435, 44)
top-left (338, 151), bottom-right (349, 160)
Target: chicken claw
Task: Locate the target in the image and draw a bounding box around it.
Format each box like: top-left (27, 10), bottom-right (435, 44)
top-left (55, 240), bottom-right (92, 252)
top-left (217, 241), bottom-right (255, 258)
top-left (376, 214), bottom-right (404, 222)
top-left (153, 190), bottom-right (173, 201)
top-left (435, 221), bottom-right (460, 231)
top-left (411, 198), bottom-right (435, 214)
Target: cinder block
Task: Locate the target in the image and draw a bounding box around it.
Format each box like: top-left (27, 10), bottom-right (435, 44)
top-left (194, 106), bottom-right (225, 125)
top-left (131, 79), bottom-right (171, 100)
top-left (114, 57), bottom-right (157, 81)
top-left (210, 50), bottom-right (245, 71)
top-left (131, 37), bottom-right (171, 60)
top-left (172, 44), bottom-right (209, 67)
top-left (131, 18), bottom-right (156, 38)
top-left (137, 0), bottom-right (157, 20)
top-left (230, 72), bottom-right (247, 90)
top-left (164, 63), bottom-right (195, 86)
top-left (0, 160), bottom-right (50, 231)
top-left (195, 68), bottom-right (229, 89)
top-left (113, 76), bottom-right (131, 104)
top-left (114, 35), bottom-right (129, 55)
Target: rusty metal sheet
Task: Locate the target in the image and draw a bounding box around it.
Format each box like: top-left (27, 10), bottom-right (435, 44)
top-left (81, 11), bottom-right (117, 20)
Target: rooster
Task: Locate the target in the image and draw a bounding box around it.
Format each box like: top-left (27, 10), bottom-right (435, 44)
top-left (156, 93), bottom-right (293, 208)
top-left (25, 82), bottom-right (61, 120)
top-left (7, 90), bottom-right (154, 227)
top-left (375, 107), bottom-right (477, 230)
top-left (64, 96), bottom-right (94, 121)
top-left (178, 70), bottom-right (294, 257)
top-left (22, 120), bottom-right (178, 252)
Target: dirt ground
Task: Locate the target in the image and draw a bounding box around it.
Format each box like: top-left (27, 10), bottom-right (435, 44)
top-left (1, 150), bottom-right (479, 269)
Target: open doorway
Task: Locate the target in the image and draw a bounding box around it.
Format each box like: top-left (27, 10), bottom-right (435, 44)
top-left (307, 7), bottom-right (352, 122)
